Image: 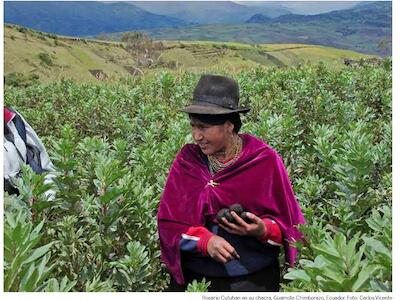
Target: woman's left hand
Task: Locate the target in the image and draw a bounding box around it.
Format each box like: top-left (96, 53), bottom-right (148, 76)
top-left (219, 211), bottom-right (266, 238)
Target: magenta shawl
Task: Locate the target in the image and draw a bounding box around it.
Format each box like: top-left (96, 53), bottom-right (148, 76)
top-left (157, 134), bottom-right (305, 284)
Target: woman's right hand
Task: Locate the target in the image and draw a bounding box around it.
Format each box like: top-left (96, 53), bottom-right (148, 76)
top-left (206, 235), bottom-right (240, 263)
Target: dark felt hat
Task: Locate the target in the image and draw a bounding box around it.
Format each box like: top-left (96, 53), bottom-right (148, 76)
top-left (180, 74), bottom-right (250, 114)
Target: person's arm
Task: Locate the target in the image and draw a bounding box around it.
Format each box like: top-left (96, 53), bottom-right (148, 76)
top-left (257, 218), bottom-right (283, 246)
top-left (180, 226), bottom-right (214, 256)
top-left (180, 226), bottom-right (240, 263)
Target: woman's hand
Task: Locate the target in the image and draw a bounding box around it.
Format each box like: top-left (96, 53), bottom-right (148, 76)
top-left (219, 211), bottom-right (266, 238)
top-left (207, 235), bottom-right (240, 263)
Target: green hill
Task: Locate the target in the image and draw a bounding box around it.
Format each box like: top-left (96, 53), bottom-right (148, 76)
top-left (145, 2), bottom-right (391, 57)
top-left (4, 24), bottom-right (374, 84)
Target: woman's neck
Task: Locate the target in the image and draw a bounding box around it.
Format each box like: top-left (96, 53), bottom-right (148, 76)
top-left (213, 134), bottom-right (240, 162)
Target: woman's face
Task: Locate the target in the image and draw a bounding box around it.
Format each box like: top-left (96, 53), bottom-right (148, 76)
top-left (190, 116), bottom-right (234, 156)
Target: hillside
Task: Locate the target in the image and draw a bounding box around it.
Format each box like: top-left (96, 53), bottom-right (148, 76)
top-left (239, 1), bottom-right (360, 15)
top-left (248, 1), bottom-right (391, 26)
top-left (3, 0), bottom-right (291, 35)
top-left (4, 1), bottom-right (190, 36)
top-left (4, 1), bottom-right (390, 57)
top-left (145, 1), bottom-right (391, 57)
top-left (4, 24), bottom-right (374, 84)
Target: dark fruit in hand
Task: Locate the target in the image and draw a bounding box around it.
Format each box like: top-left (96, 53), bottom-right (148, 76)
top-left (229, 204), bottom-right (243, 215)
top-left (224, 210), bottom-right (235, 223)
top-left (217, 208), bottom-right (229, 222)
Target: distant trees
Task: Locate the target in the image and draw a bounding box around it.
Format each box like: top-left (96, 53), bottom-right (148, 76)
top-left (121, 32), bottom-right (148, 47)
top-left (121, 32), bottom-right (164, 68)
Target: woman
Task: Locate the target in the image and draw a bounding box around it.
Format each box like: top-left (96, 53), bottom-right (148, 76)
top-left (157, 75), bottom-right (304, 291)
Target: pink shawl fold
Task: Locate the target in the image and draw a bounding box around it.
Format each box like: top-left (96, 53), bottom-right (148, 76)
top-left (157, 133), bottom-right (305, 284)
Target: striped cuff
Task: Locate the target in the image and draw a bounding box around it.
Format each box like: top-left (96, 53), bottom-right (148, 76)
top-left (257, 218), bottom-right (283, 246)
top-left (181, 226), bottom-right (214, 256)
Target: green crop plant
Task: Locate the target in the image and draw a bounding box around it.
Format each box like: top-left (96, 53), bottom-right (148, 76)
top-left (186, 278), bottom-right (211, 292)
top-left (4, 59), bottom-right (391, 291)
top-left (4, 211), bottom-right (55, 291)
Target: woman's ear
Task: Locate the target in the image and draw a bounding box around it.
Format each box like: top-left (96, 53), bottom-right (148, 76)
top-left (225, 121), bottom-right (234, 134)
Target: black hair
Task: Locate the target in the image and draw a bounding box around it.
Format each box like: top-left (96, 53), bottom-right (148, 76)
top-left (189, 113), bottom-right (242, 133)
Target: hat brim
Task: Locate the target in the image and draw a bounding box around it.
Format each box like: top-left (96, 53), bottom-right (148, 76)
top-left (179, 104), bottom-right (250, 115)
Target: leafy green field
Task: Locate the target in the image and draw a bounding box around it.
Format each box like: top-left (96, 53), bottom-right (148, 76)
top-left (5, 24), bottom-right (374, 84)
top-left (4, 58), bottom-right (392, 291)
